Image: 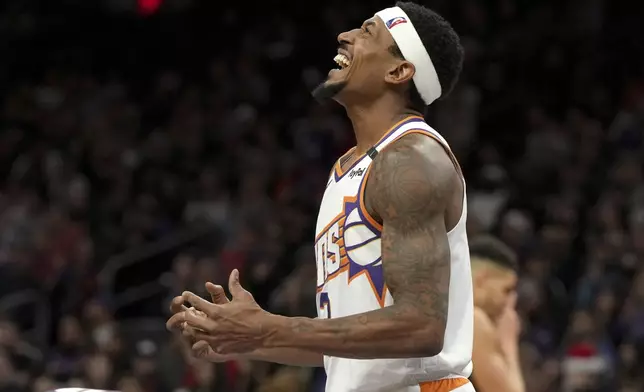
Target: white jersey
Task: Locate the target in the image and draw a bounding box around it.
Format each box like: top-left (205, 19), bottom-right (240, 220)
top-left (314, 116), bottom-right (474, 392)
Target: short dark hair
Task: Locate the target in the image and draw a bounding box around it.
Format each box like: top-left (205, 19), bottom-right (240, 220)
top-left (389, 2), bottom-right (464, 112)
top-left (469, 235), bottom-right (518, 271)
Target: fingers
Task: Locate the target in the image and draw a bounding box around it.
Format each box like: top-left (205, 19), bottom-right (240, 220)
top-left (182, 291), bottom-right (217, 316)
top-left (169, 295), bottom-right (189, 314)
top-left (184, 305), bottom-right (217, 332)
top-left (228, 269), bottom-right (252, 300)
top-left (182, 323), bottom-right (199, 337)
top-left (166, 311), bottom-right (187, 331)
top-left (214, 341), bottom-right (236, 355)
top-left (181, 324), bottom-right (199, 347)
top-left (206, 282), bottom-right (230, 305)
top-left (228, 269), bottom-right (242, 298)
top-left (192, 340), bottom-right (215, 359)
top-left (192, 340), bottom-right (210, 352)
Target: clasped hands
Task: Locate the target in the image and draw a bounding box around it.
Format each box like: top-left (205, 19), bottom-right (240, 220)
top-left (166, 269), bottom-right (277, 360)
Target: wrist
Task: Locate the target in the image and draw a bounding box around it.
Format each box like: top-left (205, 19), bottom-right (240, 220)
top-left (263, 314), bottom-right (291, 349)
top-left (264, 314), bottom-right (315, 350)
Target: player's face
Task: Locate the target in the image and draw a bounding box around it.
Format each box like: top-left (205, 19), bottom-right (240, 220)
top-left (482, 269), bottom-right (517, 319)
top-left (312, 16), bottom-right (403, 104)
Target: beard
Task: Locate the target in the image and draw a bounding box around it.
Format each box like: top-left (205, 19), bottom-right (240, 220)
top-left (311, 79), bottom-right (348, 103)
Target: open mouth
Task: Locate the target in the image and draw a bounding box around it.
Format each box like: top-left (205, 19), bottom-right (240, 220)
top-left (333, 53), bottom-right (351, 70)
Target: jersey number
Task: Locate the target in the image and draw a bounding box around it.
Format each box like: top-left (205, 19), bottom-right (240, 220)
top-left (319, 292), bottom-right (331, 318)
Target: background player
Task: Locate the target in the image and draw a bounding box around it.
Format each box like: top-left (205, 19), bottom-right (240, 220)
top-left (469, 235), bottom-right (525, 392)
top-left (168, 2), bottom-right (471, 391)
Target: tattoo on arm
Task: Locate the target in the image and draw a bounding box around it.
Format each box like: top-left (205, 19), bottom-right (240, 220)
top-left (269, 134), bottom-right (458, 359)
top-left (367, 134), bottom-right (454, 352)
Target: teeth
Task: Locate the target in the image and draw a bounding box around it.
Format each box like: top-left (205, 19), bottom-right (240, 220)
top-left (334, 54), bottom-right (351, 68)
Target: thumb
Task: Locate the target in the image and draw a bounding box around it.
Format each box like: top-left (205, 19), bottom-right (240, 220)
top-left (205, 282), bottom-right (230, 304)
top-left (192, 340), bottom-right (213, 359)
top-left (228, 269), bottom-right (251, 300)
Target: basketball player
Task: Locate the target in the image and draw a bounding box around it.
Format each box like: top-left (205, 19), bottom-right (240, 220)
top-left (167, 2), bottom-right (472, 391)
top-left (469, 236), bottom-right (525, 392)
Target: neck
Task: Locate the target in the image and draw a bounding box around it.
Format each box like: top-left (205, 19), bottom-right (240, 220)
top-left (344, 95), bottom-right (421, 154)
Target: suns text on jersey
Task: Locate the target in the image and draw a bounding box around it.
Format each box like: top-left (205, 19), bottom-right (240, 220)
top-left (314, 218), bottom-right (348, 290)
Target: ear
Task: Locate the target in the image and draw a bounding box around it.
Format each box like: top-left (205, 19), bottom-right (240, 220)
top-left (472, 269), bottom-right (488, 287)
top-left (384, 60), bottom-right (415, 86)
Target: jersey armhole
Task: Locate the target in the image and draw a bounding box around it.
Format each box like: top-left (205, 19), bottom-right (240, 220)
top-left (358, 129), bottom-right (464, 233)
top-left (358, 164), bottom-right (384, 232)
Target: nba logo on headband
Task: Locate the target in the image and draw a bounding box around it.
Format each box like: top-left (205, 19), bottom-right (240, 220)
top-left (386, 17), bottom-right (407, 29)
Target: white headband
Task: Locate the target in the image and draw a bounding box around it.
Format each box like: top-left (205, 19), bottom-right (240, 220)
top-left (375, 6), bottom-right (442, 105)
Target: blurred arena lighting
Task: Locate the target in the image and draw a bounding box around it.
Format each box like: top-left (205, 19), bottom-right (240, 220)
top-left (137, 0), bottom-right (162, 15)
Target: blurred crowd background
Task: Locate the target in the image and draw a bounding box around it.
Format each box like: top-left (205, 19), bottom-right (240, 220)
top-left (1, 0), bottom-right (644, 391)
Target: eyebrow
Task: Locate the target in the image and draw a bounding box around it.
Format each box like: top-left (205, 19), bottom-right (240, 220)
top-left (363, 19), bottom-right (378, 36)
top-left (364, 19), bottom-right (377, 28)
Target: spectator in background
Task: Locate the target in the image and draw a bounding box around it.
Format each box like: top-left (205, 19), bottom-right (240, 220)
top-left (47, 316), bottom-right (85, 382)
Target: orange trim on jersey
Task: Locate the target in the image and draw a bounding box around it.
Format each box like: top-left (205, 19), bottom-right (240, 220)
top-left (315, 193), bottom-right (389, 306)
top-left (315, 194), bottom-right (357, 293)
top-left (335, 146), bottom-right (357, 170)
top-left (358, 129), bottom-right (464, 232)
top-left (317, 260), bottom-right (389, 308)
top-left (420, 377), bottom-right (470, 391)
top-left (358, 162), bottom-right (384, 232)
top-left (352, 163), bottom-right (388, 307)
top-left (315, 195), bottom-right (357, 243)
top-left (317, 217), bottom-right (389, 305)
top-left (383, 128), bottom-right (462, 177)
top-left (334, 115), bottom-right (424, 179)
top-left (333, 147), bottom-right (356, 179)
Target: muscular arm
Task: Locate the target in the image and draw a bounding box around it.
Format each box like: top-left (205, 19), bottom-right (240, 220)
top-left (472, 309), bottom-right (525, 392)
top-left (266, 135), bottom-right (459, 359)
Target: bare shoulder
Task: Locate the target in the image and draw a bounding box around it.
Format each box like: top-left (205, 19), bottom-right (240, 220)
top-left (366, 132), bottom-right (459, 223)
